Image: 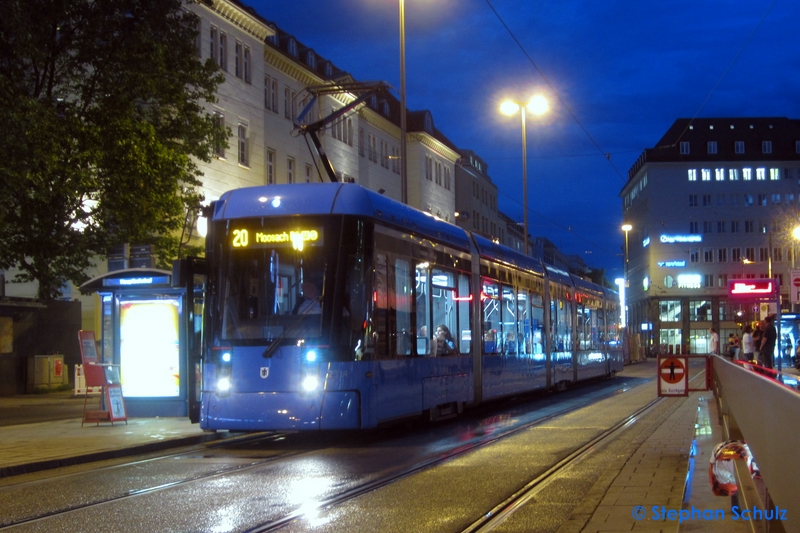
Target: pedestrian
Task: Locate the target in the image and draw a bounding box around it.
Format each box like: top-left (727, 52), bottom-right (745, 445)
top-left (727, 333), bottom-right (737, 360)
top-left (759, 315), bottom-right (777, 369)
top-left (741, 325), bottom-right (755, 361)
top-left (709, 327), bottom-right (719, 355)
top-left (751, 323), bottom-right (763, 363)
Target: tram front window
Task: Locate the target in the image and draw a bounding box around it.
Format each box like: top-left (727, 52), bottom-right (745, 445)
top-left (216, 228), bottom-right (330, 344)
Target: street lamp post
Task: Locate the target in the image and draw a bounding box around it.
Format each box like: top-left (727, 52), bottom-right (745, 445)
top-left (621, 224), bottom-right (632, 331)
top-left (500, 95), bottom-right (548, 257)
top-left (398, 0), bottom-right (408, 205)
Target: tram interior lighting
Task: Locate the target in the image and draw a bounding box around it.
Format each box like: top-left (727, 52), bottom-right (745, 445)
top-left (217, 377), bottom-right (231, 392)
top-left (222, 352), bottom-right (231, 363)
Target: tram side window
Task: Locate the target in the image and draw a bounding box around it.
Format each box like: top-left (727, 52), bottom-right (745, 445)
top-left (482, 279), bottom-right (500, 354)
top-left (501, 285), bottom-right (518, 355)
top-left (457, 274), bottom-right (472, 354)
top-left (550, 284), bottom-right (572, 353)
top-left (531, 296), bottom-right (544, 354)
top-left (393, 258), bottom-right (412, 356)
top-left (431, 268), bottom-right (459, 355)
top-left (414, 262), bottom-right (431, 356)
top-left (369, 253), bottom-right (389, 359)
top-left (516, 289), bottom-right (532, 356)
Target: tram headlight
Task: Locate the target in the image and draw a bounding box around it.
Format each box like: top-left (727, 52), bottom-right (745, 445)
top-left (217, 377), bottom-right (231, 393)
top-left (305, 350), bottom-right (317, 362)
top-left (301, 375), bottom-right (319, 393)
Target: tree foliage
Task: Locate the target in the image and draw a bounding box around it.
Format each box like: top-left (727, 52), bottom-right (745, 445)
top-left (0, 0), bottom-right (226, 298)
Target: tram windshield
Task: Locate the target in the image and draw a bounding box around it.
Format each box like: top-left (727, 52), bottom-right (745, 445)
top-left (213, 219), bottom-right (332, 345)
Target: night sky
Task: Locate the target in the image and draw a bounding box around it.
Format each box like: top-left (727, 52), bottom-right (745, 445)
top-left (244, 0), bottom-right (800, 278)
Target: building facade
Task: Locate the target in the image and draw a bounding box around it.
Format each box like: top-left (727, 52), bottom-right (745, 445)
top-left (621, 117), bottom-right (800, 355)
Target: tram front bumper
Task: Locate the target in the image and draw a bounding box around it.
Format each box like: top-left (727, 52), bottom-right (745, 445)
top-left (202, 390), bottom-right (361, 431)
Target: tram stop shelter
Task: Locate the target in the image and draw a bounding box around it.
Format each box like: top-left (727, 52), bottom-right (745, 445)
top-left (80, 268), bottom-right (192, 417)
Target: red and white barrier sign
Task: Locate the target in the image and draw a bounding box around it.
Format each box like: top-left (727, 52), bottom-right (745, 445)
top-left (658, 356), bottom-right (688, 396)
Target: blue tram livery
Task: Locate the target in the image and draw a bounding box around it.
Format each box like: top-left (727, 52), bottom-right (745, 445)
top-left (189, 183), bottom-right (623, 431)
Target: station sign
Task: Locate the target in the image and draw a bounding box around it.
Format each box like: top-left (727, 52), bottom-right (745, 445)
top-left (727, 279), bottom-right (778, 299)
top-left (658, 356), bottom-right (688, 397)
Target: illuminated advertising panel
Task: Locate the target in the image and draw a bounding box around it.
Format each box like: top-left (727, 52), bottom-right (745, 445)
top-left (727, 279), bottom-right (778, 298)
top-left (660, 234), bottom-right (702, 243)
top-left (657, 260), bottom-right (686, 268)
top-left (119, 298), bottom-right (180, 397)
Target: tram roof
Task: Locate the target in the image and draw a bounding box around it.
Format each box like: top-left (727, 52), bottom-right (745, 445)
top-left (214, 183), bottom-right (471, 250)
top-left (471, 234), bottom-right (544, 276)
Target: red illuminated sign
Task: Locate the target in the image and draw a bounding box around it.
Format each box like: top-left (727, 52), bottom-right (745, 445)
top-left (727, 279), bottom-right (777, 298)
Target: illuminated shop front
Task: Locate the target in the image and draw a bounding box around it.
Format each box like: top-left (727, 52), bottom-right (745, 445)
top-left (80, 269), bottom-right (190, 417)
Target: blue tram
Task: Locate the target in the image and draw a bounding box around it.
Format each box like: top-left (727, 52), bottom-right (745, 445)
top-left (194, 183), bottom-right (623, 431)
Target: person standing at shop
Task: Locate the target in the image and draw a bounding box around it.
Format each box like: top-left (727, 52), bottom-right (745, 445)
top-left (759, 315), bottom-right (777, 369)
top-left (709, 327), bottom-right (719, 355)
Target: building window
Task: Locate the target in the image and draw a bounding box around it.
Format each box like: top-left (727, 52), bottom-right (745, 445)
top-left (744, 220), bottom-right (754, 233)
top-left (244, 46), bottom-right (251, 83)
top-left (717, 221), bottom-right (725, 233)
top-left (757, 194), bottom-right (767, 206)
top-left (358, 128), bottom-right (365, 157)
top-left (369, 134), bottom-right (377, 163)
top-left (680, 142), bottom-right (690, 155)
top-left (435, 161), bottom-right (442, 185)
top-left (770, 168), bottom-right (780, 180)
top-left (689, 194), bottom-right (698, 207)
top-left (689, 221), bottom-right (699, 233)
top-left (718, 248), bottom-right (727, 262)
top-left (288, 38), bottom-right (297, 57)
top-left (731, 247), bottom-right (741, 262)
top-left (702, 194), bottom-right (711, 206)
top-left (659, 301), bottom-right (682, 322)
top-left (346, 118), bottom-right (353, 147)
top-left (730, 194), bottom-right (740, 207)
top-left (265, 76), bottom-right (278, 112)
top-left (704, 274), bottom-right (714, 288)
top-left (212, 112), bottom-right (225, 158)
top-left (744, 195), bottom-right (753, 207)
top-left (703, 221), bottom-right (713, 233)
top-left (210, 26), bottom-right (218, 63)
top-left (444, 167), bottom-right (451, 190)
top-left (708, 141), bottom-right (717, 154)
top-left (688, 169), bottom-right (697, 181)
top-left (267, 149), bottom-right (275, 184)
top-left (716, 194), bottom-right (726, 206)
top-left (235, 41), bottom-right (242, 78)
top-left (731, 221), bottom-right (739, 233)
top-left (756, 168), bottom-right (766, 180)
top-left (728, 168), bottom-right (739, 180)
top-left (743, 168), bottom-right (752, 180)
top-left (745, 247), bottom-right (755, 261)
top-left (774, 247), bottom-right (783, 262)
top-left (759, 247), bottom-right (769, 262)
top-left (425, 155), bottom-right (432, 180)
top-left (704, 248), bottom-right (714, 262)
top-left (287, 157), bottom-right (294, 183)
top-left (701, 169), bottom-right (711, 181)
top-left (380, 140), bottom-right (389, 168)
top-left (715, 168), bottom-right (725, 181)
top-left (762, 140), bottom-right (772, 154)
top-left (218, 32), bottom-right (227, 71)
top-left (237, 124), bottom-right (248, 166)
top-left (690, 248), bottom-right (699, 262)
top-left (284, 87), bottom-right (290, 119)
top-left (735, 141), bottom-right (744, 154)
top-left (392, 146), bottom-right (400, 173)
top-left (718, 274), bottom-right (728, 288)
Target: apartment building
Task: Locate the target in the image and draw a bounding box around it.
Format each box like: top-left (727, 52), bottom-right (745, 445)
top-left (621, 117), bottom-right (800, 354)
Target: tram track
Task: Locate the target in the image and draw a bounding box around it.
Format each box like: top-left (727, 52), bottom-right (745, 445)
top-left (0, 374), bottom-right (658, 532)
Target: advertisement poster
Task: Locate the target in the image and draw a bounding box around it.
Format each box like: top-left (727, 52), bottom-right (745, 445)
top-left (119, 298), bottom-right (180, 397)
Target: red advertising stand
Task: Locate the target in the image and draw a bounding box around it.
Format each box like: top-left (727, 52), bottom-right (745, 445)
top-left (78, 330), bottom-right (127, 426)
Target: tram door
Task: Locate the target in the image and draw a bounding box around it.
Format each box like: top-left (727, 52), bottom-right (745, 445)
top-left (174, 257), bottom-right (207, 424)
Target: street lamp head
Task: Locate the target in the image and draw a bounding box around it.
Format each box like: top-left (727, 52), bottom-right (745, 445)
top-left (499, 100), bottom-right (520, 116)
top-left (793, 225), bottom-right (800, 241)
top-left (621, 224), bottom-right (632, 232)
top-left (527, 95), bottom-right (548, 116)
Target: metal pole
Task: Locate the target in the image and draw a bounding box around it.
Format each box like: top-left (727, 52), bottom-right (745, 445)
top-left (521, 106), bottom-right (528, 257)
top-left (399, 0), bottom-right (408, 205)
